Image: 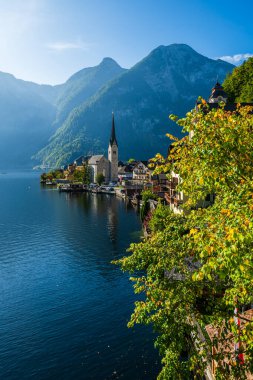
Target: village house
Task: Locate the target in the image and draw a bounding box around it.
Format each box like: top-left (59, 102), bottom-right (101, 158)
top-left (151, 172), bottom-right (171, 198)
top-left (118, 163), bottom-right (134, 181)
top-left (132, 161), bottom-right (152, 182)
top-left (74, 156), bottom-right (90, 170)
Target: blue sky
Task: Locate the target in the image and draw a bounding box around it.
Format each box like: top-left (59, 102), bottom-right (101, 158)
top-left (0, 0), bottom-right (252, 84)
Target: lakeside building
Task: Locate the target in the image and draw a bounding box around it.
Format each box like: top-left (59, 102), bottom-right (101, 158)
top-left (88, 112), bottom-right (118, 183)
top-left (74, 156), bottom-right (89, 170)
top-left (64, 113), bottom-right (119, 183)
top-left (88, 155), bottom-right (110, 183)
top-left (63, 114), bottom-right (157, 187)
top-left (118, 160), bottom-right (153, 183)
top-left (132, 161), bottom-right (152, 181)
top-left (118, 163), bottom-right (134, 181)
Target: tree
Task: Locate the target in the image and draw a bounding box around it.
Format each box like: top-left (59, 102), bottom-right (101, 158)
top-left (54, 170), bottom-right (64, 179)
top-left (83, 164), bottom-right (92, 185)
top-left (223, 57), bottom-right (253, 103)
top-left (73, 168), bottom-right (85, 182)
top-left (115, 103), bottom-right (253, 379)
top-left (95, 172), bottom-right (105, 185)
top-left (46, 173), bottom-right (53, 181)
top-left (40, 172), bottom-right (47, 182)
top-left (40, 169), bottom-right (64, 182)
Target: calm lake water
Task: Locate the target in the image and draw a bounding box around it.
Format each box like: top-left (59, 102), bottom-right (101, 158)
top-left (0, 172), bottom-right (160, 380)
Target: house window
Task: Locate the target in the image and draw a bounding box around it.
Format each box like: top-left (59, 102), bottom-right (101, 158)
top-left (113, 151), bottom-right (116, 154)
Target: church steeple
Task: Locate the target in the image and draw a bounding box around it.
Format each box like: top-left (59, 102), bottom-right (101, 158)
top-left (108, 112), bottom-right (118, 182)
top-left (109, 112), bottom-right (118, 147)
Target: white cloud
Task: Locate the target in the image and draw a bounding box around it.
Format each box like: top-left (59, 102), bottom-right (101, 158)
top-left (218, 53), bottom-right (253, 65)
top-left (46, 40), bottom-right (92, 52)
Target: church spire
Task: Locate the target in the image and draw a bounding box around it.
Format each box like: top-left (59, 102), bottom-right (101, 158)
top-left (108, 112), bottom-right (118, 182)
top-left (109, 112), bottom-right (118, 146)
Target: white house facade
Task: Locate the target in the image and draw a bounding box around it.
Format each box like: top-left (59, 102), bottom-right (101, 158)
top-left (88, 155), bottom-right (110, 183)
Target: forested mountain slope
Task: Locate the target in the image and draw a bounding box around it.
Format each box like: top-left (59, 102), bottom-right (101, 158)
top-left (36, 44), bottom-right (234, 167)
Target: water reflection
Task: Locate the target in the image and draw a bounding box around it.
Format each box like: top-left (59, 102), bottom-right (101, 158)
top-left (58, 192), bottom-right (137, 251)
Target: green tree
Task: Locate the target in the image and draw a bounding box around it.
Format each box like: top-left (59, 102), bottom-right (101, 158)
top-left (40, 169), bottom-right (64, 181)
top-left (83, 164), bottom-right (92, 185)
top-left (95, 172), bottom-right (105, 185)
top-left (40, 172), bottom-right (47, 182)
top-left (223, 57), bottom-right (253, 102)
top-left (115, 104), bottom-right (253, 379)
top-left (73, 168), bottom-right (85, 182)
top-left (46, 173), bottom-right (53, 181)
top-left (54, 170), bottom-right (64, 179)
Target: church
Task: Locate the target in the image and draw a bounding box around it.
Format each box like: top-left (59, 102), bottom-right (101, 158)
top-left (87, 113), bottom-right (119, 183)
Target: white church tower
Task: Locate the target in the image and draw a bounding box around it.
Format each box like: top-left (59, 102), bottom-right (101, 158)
top-left (108, 112), bottom-right (118, 182)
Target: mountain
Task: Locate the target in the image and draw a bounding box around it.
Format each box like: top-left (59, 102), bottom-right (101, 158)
top-left (36, 44), bottom-right (234, 167)
top-left (0, 58), bottom-right (125, 169)
top-left (54, 57), bottom-right (126, 126)
top-left (0, 72), bottom-right (58, 168)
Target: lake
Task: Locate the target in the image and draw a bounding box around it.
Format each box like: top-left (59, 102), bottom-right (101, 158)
top-left (0, 172), bottom-right (160, 380)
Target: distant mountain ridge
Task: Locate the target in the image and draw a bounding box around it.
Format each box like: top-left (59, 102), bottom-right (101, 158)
top-left (54, 57), bottom-right (126, 126)
top-left (35, 44), bottom-right (234, 167)
top-left (0, 58), bottom-right (125, 168)
top-left (0, 44), bottom-right (234, 168)
top-left (0, 72), bottom-right (58, 168)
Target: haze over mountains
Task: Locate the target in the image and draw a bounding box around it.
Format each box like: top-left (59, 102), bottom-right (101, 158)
top-left (0, 73), bottom-right (56, 168)
top-left (0, 44), bottom-right (234, 169)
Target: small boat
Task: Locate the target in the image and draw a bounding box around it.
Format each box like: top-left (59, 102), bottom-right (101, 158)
top-left (101, 187), bottom-right (115, 195)
top-left (59, 183), bottom-right (86, 192)
top-left (91, 187), bottom-right (102, 194)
